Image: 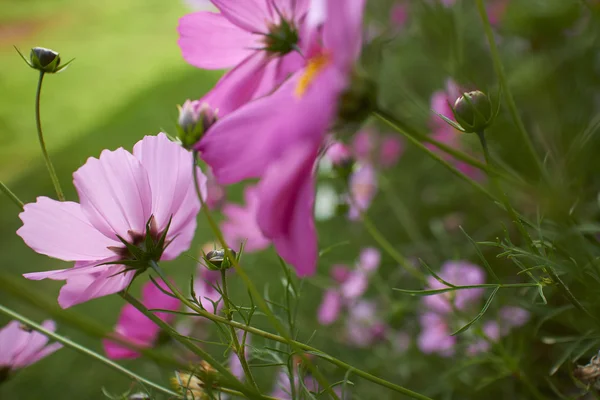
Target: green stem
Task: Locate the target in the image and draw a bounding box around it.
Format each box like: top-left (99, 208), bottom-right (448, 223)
top-left (475, 0), bottom-right (544, 177)
top-left (0, 304), bottom-right (179, 398)
top-left (220, 268), bottom-right (260, 391)
top-left (373, 111), bottom-right (497, 202)
top-left (120, 290), bottom-right (263, 400)
top-left (0, 180), bottom-right (24, 210)
top-left (35, 71), bottom-right (65, 201)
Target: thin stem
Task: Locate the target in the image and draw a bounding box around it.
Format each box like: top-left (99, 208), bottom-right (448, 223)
top-left (0, 304), bottom-right (179, 398)
top-left (475, 0), bottom-right (544, 177)
top-left (0, 180), bottom-right (24, 210)
top-left (394, 282), bottom-right (541, 296)
top-left (120, 291), bottom-right (264, 400)
top-left (184, 153), bottom-right (434, 400)
top-left (220, 268), bottom-right (260, 391)
top-left (35, 71), bottom-right (65, 201)
top-left (191, 153), bottom-right (340, 400)
top-left (373, 110), bottom-right (498, 202)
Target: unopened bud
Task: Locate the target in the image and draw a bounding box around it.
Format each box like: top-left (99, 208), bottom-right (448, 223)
top-left (177, 100), bottom-right (217, 149)
top-left (15, 46), bottom-right (73, 74)
top-left (204, 248), bottom-right (237, 271)
top-left (452, 91), bottom-right (494, 133)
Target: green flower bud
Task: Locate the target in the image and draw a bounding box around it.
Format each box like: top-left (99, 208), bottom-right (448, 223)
top-left (203, 248), bottom-right (237, 271)
top-left (452, 91), bottom-right (494, 133)
top-left (15, 46), bottom-right (73, 74)
top-left (177, 100), bottom-right (217, 149)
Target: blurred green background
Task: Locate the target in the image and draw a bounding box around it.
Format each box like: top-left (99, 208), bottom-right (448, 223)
top-left (2, 0), bottom-right (600, 399)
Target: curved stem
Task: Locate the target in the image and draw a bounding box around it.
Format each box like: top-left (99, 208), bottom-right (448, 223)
top-left (0, 180), bottom-right (24, 210)
top-left (220, 268), bottom-right (259, 391)
top-left (475, 0), bottom-right (544, 178)
top-left (0, 304), bottom-right (179, 398)
top-left (35, 72), bottom-right (65, 201)
top-left (120, 290), bottom-right (265, 400)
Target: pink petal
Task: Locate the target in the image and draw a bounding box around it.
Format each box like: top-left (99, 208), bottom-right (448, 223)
top-left (322, 0), bottom-right (366, 69)
top-left (221, 185), bottom-right (270, 252)
top-left (12, 320), bottom-right (58, 368)
top-left (142, 280), bottom-right (180, 324)
top-left (211, 0), bottom-right (271, 33)
top-left (17, 198), bottom-right (118, 262)
top-left (257, 142), bottom-right (319, 276)
top-left (178, 11), bottom-right (256, 69)
top-left (57, 267), bottom-right (135, 308)
top-left (317, 290), bottom-right (342, 325)
top-left (74, 148), bottom-right (152, 242)
top-left (0, 321), bottom-right (29, 366)
top-left (132, 133), bottom-right (203, 260)
top-left (340, 271), bottom-right (368, 299)
top-left (103, 338), bottom-right (141, 360)
top-left (379, 136), bottom-right (404, 168)
top-left (348, 163), bottom-right (377, 221)
top-left (201, 52), bottom-right (270, 117)
top-left (358, 247), bottom-right (381, 272)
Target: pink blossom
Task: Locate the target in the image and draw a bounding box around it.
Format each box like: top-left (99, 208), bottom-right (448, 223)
top-left (0, 320), bottom-right (62, 373)
top-left (466, 320), bottom-right (501, 356)
top-left (318, 289), bottom-right (343, 325)
top-left (178, 0), bottom-right (310, 117)
top-left (422, 261), bottom-right (486, 314)
top-left (18, 134), bottom-right (207, 308)
top-left (487, 0), bottom-right (509, 26)
top-left (346, 300), bottom-right (387, 347)
top-left (417, 312), bottom-right (456, 356)
top-left (194, 267), bottom-right (223, 314)
top-left (499, 306), bottom-right (530, 331)
top-left (390, 2), bottom-right (408, 28)
top-left (198, 0), bottom-right (366, 276)
top-left (348, 163), bottom-right (378, 221)
top-left (325, 141), bottom-right (352, 166)
top-left (205, 167), bottom-right (226, 210)
top-left (351, 129), bottom-right (404, 169)
top-left (221, 185), bottom-right (270, 253)
top-left (103, 280), bottom-right (180, 359)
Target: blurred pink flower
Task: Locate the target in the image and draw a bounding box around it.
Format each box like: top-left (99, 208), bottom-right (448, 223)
top-left (194, 267), bottom-right (223, 314)
top-left (18, 134), bottom-right (206, 308)
top-left (351, 129), bottom-right (404, 169)
top-left (499, 306), bottom-right (530, 331)
top-left (221, 185), bottom-right (270, 252)
top-left (325, 141), bottom-right (352, 166)
top-left (422, 261), bottom-right (486, 314)
top-left (318, 289), bottom-right (343, 325)
top-left (178, 0), bottom-right (309, 116)
top-left (466, 320), bottom-right (500, 356)
top-left (346, 300), bottom-right (388, 347)
top-left (417, 312), bottom-right (456, 356)
top-left (229, 332), bottom-right (251, 380)
top-left (487, 0), bottom-right (509, 26)
top-left (0, 320), bottom-right (62, 373)
top-left (390, 2), bottom-right (408, 27)
top-left (103, 281), bottom-right (179, 359)
top-left (205, 167), bottom-right (226, 210)
top-left (348, 163), bottom-right (378, 221)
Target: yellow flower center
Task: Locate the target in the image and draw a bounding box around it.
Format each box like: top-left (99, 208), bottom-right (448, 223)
top-left (295, 53), bottom-right (331, 98)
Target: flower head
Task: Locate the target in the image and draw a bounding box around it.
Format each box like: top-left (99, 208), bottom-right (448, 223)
top-left (422, 261), bottom-right (486, 314)
top-left (15, 46), bottom-right (73, 74)
top-left (417, 312), bottom-right (456, 356)
top-left (18, 133), bottom-right (207, 308)
top-left (0, 320), bottom-right (62, 380)
top-left (103, 280), bottom-right (180, 359)
top-left (345, 300), bottom-right (387, 347)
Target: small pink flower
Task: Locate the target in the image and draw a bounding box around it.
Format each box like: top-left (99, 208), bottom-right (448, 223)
top-left (358, 247), bottom-right (381, 272)
top-left (205, 167), bottom-right (226, 210)
top-left (390, 2), bottom-right (408, 28)
top-left (351, 129), bottom-right (404, 169)
top-left (325, 141), bottom-right (352, 166)
top-left (348, 163), bottom-right (378, 221)
top-left (422, 261), bottom-right (486, 314)
top-left (194, 267), bottom-right (223, 314)
top-left (318, 289), bottom-right (343, 325)
top-left (346, 300), bottom-right (387, 347)
top-left (103, 280), bottom-right (180, 359)
top-left (466, 320), bottom-right (501, 356)
top-left (179, 0), bottom-right (310, 117)
top-left (18, 133), bottom-right (207, 308)
top-left (221, 185), bottom-right (270, 253)
top-left (499, 306), bottom-right (530, 331)
top-left (417, 312), bottom-right (455, 356)
top-left (0, 320), bottom-right (62, 373)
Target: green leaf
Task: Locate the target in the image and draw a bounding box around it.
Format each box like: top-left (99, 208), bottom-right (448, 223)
top-left (451, 286), bottom-right (500, 336)
top-left (460, 226), bottom-right (500, 283)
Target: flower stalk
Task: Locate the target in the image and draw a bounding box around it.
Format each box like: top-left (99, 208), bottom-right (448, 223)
top-left (0, 180), bottom-right (24, 210)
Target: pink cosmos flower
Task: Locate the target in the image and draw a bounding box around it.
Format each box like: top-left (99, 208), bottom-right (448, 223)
top-left (0, 320), bottom-right (62, 376)
top-left (221, 185), bottom-right (270, 253)
top-left (347, 163), bottom-right (378, 221)
top-left (178, 0), bottom-right (310, 117)
top-left (422, 261), bottom-right (486, 314)
top-left (194, 267), bottom-right (223, 314)
top-left (317, 249), bottom-right (381, 325)
top-left (18, 133), bottom-right (207, 308)
top-left (345, 300), bottom-right (387, 347)
top-left (417, 311), bottom-right (456, 356)
top-left (103, 280), bottom-right (180, 359)
top-left (205, 167), bottom-right (226, 210)
top-left (325, 141), bottom-right (352, 166)
top-left (351, 129), bottom-right (404, 169)
top-left (429, 80), bottom-right (482, 179)
top-left (197, 0), bottom-right (366, 276)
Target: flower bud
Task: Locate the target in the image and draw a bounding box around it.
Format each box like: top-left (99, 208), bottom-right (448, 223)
top-left (15, 46), bottom-right (73, 74)
top-left (452, 91), bottom-right (494, 133)
top-left (177, 100), bottom-right (217, 149)
top-left (203, 248), bottom-right (237, 270)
